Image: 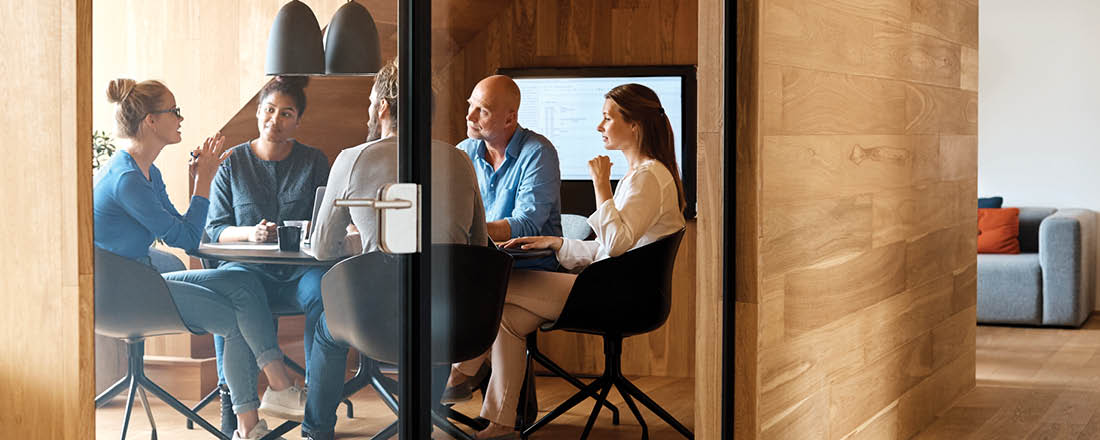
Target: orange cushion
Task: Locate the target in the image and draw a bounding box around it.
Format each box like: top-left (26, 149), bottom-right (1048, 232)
top-left (977, 208), bottom-right (1021, 254)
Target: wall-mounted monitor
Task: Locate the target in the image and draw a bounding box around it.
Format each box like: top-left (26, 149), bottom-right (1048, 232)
top-left (498, 66), bottom-right (697, 219)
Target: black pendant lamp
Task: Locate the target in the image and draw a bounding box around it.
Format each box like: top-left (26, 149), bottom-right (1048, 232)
top-left (265, 0), bottom-right (325, 75)
top-left (324, 1), bottom-right (383, 75)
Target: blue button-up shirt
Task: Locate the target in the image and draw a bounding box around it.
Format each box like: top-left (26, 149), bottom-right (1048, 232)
top-left (458, 126), bottom-right (563, 241)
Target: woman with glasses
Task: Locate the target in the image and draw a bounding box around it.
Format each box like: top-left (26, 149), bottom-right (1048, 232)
top-left (203, 76), bottom-right (331, 422)
top-left (444, 83), bottom-right (687, 440)
top-left (94, 78), bottom-right (306, 440)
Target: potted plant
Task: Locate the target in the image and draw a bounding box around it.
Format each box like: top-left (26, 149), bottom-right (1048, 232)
top-left (92, 130), bottom-right (116, 170)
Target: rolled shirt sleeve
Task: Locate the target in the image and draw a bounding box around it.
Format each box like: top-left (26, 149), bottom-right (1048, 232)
top-left (505, 146), bottom-right (561, 238)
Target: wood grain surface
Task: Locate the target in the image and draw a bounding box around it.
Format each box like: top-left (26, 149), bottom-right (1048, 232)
top-left (739, 0), bottom-right (979, 437)
top-left (0, 1), bottom-right (94, 438)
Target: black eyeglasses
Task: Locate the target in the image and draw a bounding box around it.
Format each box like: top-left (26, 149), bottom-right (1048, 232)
top-left (150, 106), bottom-right (182, 118)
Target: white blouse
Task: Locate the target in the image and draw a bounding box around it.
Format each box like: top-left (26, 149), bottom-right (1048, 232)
top-left (556, 159), bottom-right (686, 270)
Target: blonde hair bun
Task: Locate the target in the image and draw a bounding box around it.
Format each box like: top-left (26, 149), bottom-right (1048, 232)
top-left (106, 78), bottom-right (137, 104)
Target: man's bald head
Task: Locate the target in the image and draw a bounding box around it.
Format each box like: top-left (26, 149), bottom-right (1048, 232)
top-left (474, 75), bottom-right (521, 113)
top-left (466, 75), bottom-right (522, 144)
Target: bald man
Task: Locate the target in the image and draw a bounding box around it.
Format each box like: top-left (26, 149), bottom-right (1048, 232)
top-left (458, 75), bottom-right (562, 271)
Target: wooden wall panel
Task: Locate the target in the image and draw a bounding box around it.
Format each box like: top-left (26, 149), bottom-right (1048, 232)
top-left (432, 0), bottom-right (698, 145)
top-left (741, 0), bottom-right (979, 437)
top-left (0, 0), bottom-right (94, 438)
top-left (763, 0), bottom-right (961, 88)
top-left (436, 0), bottom-right (701, 378)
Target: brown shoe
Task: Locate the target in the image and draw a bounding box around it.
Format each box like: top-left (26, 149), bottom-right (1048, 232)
top-left (441, 363), bottom-right (490, 404)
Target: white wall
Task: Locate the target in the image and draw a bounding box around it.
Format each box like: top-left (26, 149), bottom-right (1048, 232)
top-left (980, 0), bottom-right (1100, 309)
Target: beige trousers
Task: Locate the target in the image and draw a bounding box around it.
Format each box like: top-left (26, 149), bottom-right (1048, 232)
top-left (453, 269), bottom-right (578, 427)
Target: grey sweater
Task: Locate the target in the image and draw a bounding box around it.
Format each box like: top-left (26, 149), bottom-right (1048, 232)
top-left (309, 137), bottom-right (488, 260)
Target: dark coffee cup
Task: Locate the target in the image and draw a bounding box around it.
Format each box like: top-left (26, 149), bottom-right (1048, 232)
top-left (277, 226), bottom-right (302, 252)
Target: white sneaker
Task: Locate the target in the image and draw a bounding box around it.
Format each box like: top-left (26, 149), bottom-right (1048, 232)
top-left (232, 419), bottom-right (285, 440)
top-left (259, 385), bottom-right (306, 422)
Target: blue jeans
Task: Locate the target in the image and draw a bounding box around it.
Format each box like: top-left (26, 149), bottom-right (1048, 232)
top-left (302, 316), bottom-right (348, 437)
top-left (162, 269), bottom-right (283, 414)
top-left (303, 314), bottom-right (449, 438)
top-left (213, 264), bottom-right (327, 386)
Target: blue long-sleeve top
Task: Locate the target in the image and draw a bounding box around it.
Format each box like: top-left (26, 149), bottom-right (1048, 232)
top-left (93, 150), bottom-right (209, 261)
top-left (457, 126), bottom-right (563, 239)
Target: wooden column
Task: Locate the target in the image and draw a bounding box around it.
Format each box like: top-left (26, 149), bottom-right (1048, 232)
top-left (697, 0), bottom-right (729, 438)
top-left (737, 0), bottom-right (979, 438)
top-left (0, 0), bottom-right (95, 437)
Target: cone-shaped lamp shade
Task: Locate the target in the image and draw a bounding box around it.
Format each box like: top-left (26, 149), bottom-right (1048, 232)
top-left (324, 1), bottom-right (382, 75)
top-left (265, 0), bottom-right (325, 75)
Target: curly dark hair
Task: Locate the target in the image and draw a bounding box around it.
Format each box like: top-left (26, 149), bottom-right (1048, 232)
top-left (259, 75), bottom-right (310, 117)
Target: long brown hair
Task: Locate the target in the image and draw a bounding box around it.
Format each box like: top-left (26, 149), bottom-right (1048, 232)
top-left (605, 83), bottom-right (685, 211)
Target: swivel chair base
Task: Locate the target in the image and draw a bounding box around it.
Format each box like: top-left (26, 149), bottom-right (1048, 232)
top-left (361, 360), bottom-right (481, 440)
top-left (95, 341), bottom-right (229, 440)
top-left (521, 333), bottom-right (620, 430)
top-left (521, 336), bottom-right (692, 440)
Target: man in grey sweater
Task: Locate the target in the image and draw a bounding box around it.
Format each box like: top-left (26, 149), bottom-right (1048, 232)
top-left (307, 61), bottom-right (487, 260)
top-left (301, 59), bottom-right (488, 439)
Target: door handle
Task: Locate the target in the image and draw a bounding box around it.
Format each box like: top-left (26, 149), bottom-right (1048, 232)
top-left (333, 199), bottom-right (413, 209)
top-left (333, 183), bottom-right (420, 254)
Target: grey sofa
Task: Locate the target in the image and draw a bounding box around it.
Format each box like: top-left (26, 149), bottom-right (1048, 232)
top-left (977, 207), bottom-right (1096, 327)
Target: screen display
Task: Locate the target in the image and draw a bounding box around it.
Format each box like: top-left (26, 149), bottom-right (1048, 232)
top-left (513, 76), bottom-right (683, 181)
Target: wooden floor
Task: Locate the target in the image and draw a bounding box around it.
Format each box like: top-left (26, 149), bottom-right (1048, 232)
top-left (95, 373), bottom-right (694, 439)
top-left (97, 316), bottom-right (694, 439)
top-left (100, 314), bottom-right (1100, 439)
top-left (915, 315), bottom-right (1100, 439)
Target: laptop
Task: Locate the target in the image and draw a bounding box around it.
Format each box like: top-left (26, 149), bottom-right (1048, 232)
top-left (305, 186), bottom-right (326, 243)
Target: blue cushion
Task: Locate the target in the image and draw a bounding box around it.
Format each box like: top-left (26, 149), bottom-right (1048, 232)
top-left (978, 197), bottom-right (1004, 209)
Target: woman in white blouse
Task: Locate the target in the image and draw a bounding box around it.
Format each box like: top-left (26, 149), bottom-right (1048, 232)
top-left (445, 83), bottom-right (686, 440)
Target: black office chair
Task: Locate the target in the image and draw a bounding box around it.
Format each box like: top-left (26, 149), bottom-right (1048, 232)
top-left (513, 214), bottom-right (620, 430)
top-left (93, 247), bottom-right (229, 440)
top-left (322, 244), bottom-right (513, 439)
top-left (521, 229), bottom-right (692, 440)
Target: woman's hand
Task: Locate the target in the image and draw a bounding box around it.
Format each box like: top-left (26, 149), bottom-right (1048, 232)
top-left (501, 236), bottom-right (564, 253)
top-left (187, 148), bottom-right (201, 180)
top-left (187, 148), bottom-right (203, 195)
top-left (190, 133), bottom-right (232, 198)
top-left (588, 155), bottom-right (614, 206)
top-left (249, 219), bottom-right (278, 243)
